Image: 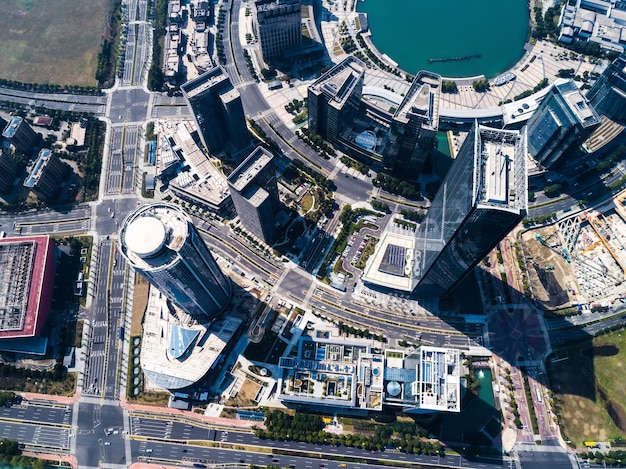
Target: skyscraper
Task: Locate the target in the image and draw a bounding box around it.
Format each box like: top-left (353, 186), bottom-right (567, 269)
top-left (414, 123), bottom-right (527, 296)
top-left (586, 53), bottom-right (626, 124)
top-left (181, 67), bottom-right (250, 157)
top-left (227, 146), bottom-right (280, 244)
top-left (119, 203), bottom-right (231, 321)
top-left (526, 79), bottom-right (600, 168)
top-left (308, 56), bottom-right (365, 142)
top-left (384, 71), bottom-right (442, 175)
top-left (254, 0), bottom-right (302, 63)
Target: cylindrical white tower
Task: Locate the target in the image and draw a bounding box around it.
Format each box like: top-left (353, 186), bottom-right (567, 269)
top-left (119, 202), bottom-right (231, 321)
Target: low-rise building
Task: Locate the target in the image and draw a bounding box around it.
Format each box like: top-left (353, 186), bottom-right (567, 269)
top-left (277, 318), bottom-right (461, 413)
top-left (0, 236), bottom-right (56, 355)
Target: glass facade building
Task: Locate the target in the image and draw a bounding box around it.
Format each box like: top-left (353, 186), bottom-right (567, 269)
top-left (227, 146), bottom-right (280, 244)
top-left (308, 57), bottom-right (365, 143)
top-left (254, 0), bottom-right (302, 62)
top-left (414, 123), bottom-right (527, 297)
top-left (586, 53), bottom-right (626, 125)
top-left (119, 203), bottom-right (231, 321)
top-left (526, 79), bottom-right (600, 168)
top-left (181, 67), bottom-right (250, 157)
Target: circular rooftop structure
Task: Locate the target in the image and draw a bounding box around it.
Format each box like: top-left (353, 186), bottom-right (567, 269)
top-left (124, 216), bottom-right (167, 258)
top-left (355, 130), bottom-right (377, 151)
top-left (119, 202), bottom-right (192, 271)
top-left (387, 381), bottom-right (402, 397)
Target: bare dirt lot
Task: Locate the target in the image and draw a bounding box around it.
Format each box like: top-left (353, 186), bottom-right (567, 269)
top-left (0, 0), bottom-right (110, 86)
top-left (131, 273), bottom-right (149, 336)
top-left (521, 226), bottom-right (577, 309)
top-left (227, 378), bottom-right (262, 407)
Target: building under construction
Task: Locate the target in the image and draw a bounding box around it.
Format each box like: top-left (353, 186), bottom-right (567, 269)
top-left (0, 236), bottom-right (55, 340)
top-left (523, 204), bottom-right (626, 307)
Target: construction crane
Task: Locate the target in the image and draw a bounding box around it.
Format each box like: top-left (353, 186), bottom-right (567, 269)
top-left (535, 233), bottom-right (570, 263)
top-left (584, 211), bottom-right (626, 274)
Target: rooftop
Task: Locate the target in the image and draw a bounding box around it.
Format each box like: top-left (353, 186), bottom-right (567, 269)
top-left (394, 71), bottom-right (441, 131)
top-left (141, 285), bottom-right (241, 390)
top-left (2, 117), bottom-right (24, 139)
top-left (0, 236), bottom-right (53, 339)
top-left (475, 125), bottom-right (527, 213)
top-left (227, 146), bottom-right (274, 192)
top-left (310, 57), bottom-right (366, 108)
top-left (555, 80), bottom-right (602, 128)
top-left (24, 149), bottom-right (53, 188)
top-left (181, 67), bottom-right (230, 99)
top-left (120, 203), bottom-right (191, 271)
top-left (165, 122), bottom-right (230, 208)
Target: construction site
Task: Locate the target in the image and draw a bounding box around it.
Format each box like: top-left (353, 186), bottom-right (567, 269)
top-left (521, 194), bottom-right (626, 309)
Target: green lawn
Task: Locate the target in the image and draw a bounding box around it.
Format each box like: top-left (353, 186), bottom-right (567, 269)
top-left (0, 0), bottom-right (110, 86)
top-left (548, 329), bottom-right (626, 446)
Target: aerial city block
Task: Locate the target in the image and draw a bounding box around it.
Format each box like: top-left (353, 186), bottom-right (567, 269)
top-left (0, 0), bottom-right (626, 468)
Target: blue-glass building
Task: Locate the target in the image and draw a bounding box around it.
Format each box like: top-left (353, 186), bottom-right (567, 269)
top-left (414, 123), bottom-right (528, 297)
top-left (119, 203), bottom-right (231, 321)
top-left (526, 79), bottom-right (600, 168)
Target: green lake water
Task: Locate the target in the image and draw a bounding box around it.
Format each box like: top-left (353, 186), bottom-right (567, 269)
top-left (357, 0), bottom-right (530, 78)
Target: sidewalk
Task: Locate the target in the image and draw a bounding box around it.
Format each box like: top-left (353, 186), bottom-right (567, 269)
top-left (120, 395), bottom-right (263, 430)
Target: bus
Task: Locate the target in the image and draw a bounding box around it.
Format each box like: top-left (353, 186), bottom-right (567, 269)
top-left (535, 387), bottom-right (542, 403)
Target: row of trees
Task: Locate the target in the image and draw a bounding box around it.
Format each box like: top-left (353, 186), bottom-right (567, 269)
top-left (297, 128), bottom-right (336, 159)
top-left (96, 0), bottom-right (124, 88)
top-left (80, 120), bottom-right (107, 201)
top-left (337, 321), bottom-right (386, 342)
top-left (256, 410), bottom-right (443, 455)
top-left (0, 78), bottom-right (100, 95)
top-left (147, 0), bottom-right (168, 90)
top-left (372, 173), bottom-right (422, 200)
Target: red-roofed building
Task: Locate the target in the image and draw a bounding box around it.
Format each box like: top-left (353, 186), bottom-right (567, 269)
top-left (0, 236), bottom-right (55, 339)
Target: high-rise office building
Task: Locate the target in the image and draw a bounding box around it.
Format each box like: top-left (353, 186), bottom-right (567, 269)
top-left (119, 203), bottom-right (232, 321)
top-left (23, 149), bottom-right (69, 202)
top-left (308, 56), bottom-right (365, 142)
top-left (181, 67), bottom-right (250, 157)
top-left (0, 150), bottom-right (17, 194)
top-left (384, 71), bottom-right (442, 175)
top-left (586, 53), bottom-right (626, 124)
top-left (227, 146), bottom-right (280, 244)
top-left (254, 0), bottom-right (302, 63)
top-left (2, 117), bottom-right (39, 155)
top-left (526, 79), bottom-right (600, 168)
top-left (414, 123), bottom-right (528, 296)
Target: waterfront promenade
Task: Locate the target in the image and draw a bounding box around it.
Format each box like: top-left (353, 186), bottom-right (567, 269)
top-left (319, 0), bottom-right (607, 112)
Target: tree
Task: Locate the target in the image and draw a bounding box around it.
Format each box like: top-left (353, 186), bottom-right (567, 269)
top-left (441, 80), bottom-right (458, 93)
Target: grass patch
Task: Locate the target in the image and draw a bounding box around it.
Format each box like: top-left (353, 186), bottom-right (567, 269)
top-left (547, 330), bottom-right (626, 445)
top-left (0, 0), bottom-right (110, 86)
top-left (127, 391), bottom-right (170, 407)
top-left (300, 192), bottom-right (313, 212)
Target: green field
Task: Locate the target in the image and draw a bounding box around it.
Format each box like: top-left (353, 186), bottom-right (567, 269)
top-left (0, 0), bottom-right (110, 86)
top-left (548, 329), bottom-right (626, 446)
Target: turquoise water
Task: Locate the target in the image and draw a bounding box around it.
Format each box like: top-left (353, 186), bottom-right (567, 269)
top-left (476, 368), bottom-right (495, 407)
top-left (357, 0), bottom-right (530, 78)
